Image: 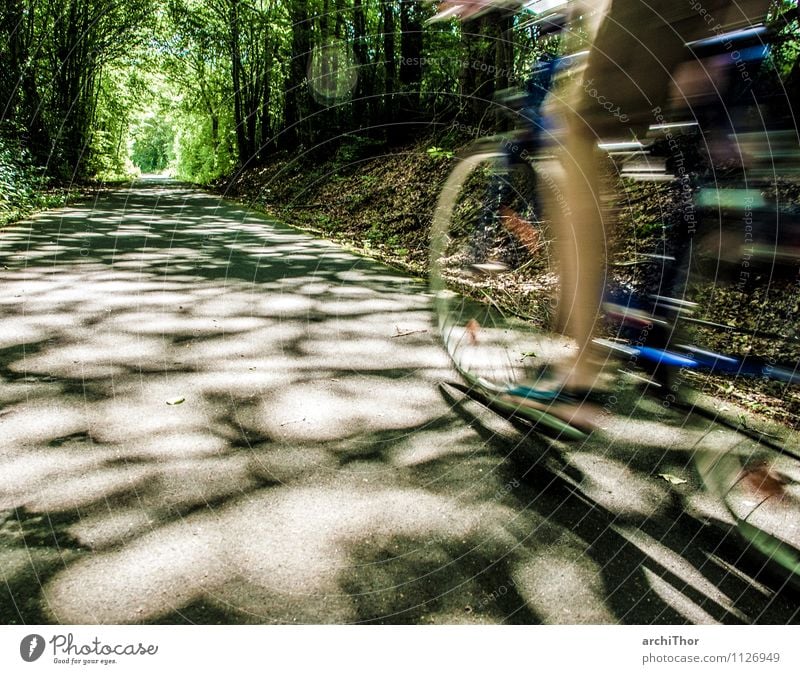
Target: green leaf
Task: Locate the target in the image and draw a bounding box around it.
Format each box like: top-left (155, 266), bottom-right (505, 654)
top-left (426, 146), bottom-right (454, 160)
top-left (166, 397), bottom-right (185, 406)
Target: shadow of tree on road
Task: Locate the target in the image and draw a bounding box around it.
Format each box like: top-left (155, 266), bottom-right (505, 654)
top-left (0, 181), bottom-right (797, 624)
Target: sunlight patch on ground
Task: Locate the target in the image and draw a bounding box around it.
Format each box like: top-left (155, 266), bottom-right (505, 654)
top-left (513, 550), bottom-right (617, 623)
top-left (256, 378), bottom-right (444, 443)
top-left (565, 452), bottom-right (672, 519)
top-left (43, 484), bottom-right (517, 624)
top-left (0, 404), bottom-right (90, 449)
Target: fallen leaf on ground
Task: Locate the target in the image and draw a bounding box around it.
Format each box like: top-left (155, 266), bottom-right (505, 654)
top-left (739, 462), bottom-right (789, 498)
top-left (466, 319), bottom-right (480, 345)
top-left (658, 473), bottom-right (687, 485)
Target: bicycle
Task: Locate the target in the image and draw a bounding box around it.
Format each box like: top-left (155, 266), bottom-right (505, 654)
top-left (429, 1), bottom-right (800, 588)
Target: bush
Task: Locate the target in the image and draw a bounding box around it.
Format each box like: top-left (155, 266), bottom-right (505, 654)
top-left (0, 125), bottom-right (76, 225)
top-left (0, 128), bottom-right (41, 224)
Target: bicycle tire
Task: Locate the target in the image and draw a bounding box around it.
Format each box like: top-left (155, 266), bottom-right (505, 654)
top-left (676, 212), bottom-right (800, 590)
top-left (429, 149), bottom-right (587, 440)
top-left (694, 433), bottom-right (800, 591)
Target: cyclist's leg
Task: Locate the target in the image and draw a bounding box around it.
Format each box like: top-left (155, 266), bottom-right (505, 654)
top-left (536, 113), bottom-right (605, 393)
top-left (534, 0), bottom-right (770, 393)
top-left (503, 1), bottom-right (692, 398)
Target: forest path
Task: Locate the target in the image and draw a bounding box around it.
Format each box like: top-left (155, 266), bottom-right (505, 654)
top-left (0, 179), bottom-right (796, 625)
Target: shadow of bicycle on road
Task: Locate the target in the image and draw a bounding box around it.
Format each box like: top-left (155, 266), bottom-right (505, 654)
top-left (0, 181), bottom-right (796, 624)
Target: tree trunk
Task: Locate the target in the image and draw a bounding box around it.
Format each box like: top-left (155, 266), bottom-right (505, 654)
top-left (495, 14), bottom-right (513, 94)
top-left (53, 0), bottom-right (93, 173)
top-left (282, 0), bottom-right (313, 148)
top-left (382, 1), bottom-right (397, 125)
top-left (229, 0), bottom-right (248, 164)
top-left (459, 16), bottom-right (497, 125)
top-left (352, 0), bottom-right (368, 125)
top-left (0, 0), bottom-right (24, 122)
top-left (399, 0), bottom-right (423, 119)
top-left (259, 51), bottom-right (273, 157)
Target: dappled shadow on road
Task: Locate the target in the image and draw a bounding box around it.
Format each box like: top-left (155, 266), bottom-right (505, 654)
top-left (0, 181), bottom-right (797, 624)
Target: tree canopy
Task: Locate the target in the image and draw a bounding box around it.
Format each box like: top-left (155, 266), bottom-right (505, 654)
top-left (1, 0), bottom-right (798, 185)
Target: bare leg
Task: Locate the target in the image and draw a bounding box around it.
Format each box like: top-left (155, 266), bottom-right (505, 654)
top-left (556, 115), bottom-right (607, 390)
top-left (536, 114), bottom-right (608, 392)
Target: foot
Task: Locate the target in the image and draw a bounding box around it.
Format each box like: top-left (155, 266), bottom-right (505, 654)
top-left (502, 372), bottom-right (608, 433)
top-left (499, 387), bottom-right (606, 433)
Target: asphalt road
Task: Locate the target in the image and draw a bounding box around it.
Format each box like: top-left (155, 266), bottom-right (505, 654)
top-left (0, 178), bottom-right (797, 624)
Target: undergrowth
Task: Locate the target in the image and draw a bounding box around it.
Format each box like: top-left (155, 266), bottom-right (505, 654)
top-left (0, 130), bottom-right (80, 226)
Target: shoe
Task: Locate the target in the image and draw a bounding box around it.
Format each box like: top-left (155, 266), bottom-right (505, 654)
top-left (506, 381), bottom-right (606, 405)
top-left (501, 379), bottom-right (608, 433)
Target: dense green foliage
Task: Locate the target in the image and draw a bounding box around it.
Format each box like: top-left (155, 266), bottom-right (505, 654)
top-left (0, 1), bottom-right (153, 175)
top-left (0, 131), bottom-right (80, 225)
top-left (1, 0), bottom-right (798, 193)
top-left (0, 131), bottom-right (40, 222)
top-left (0, 0), bottom-right (554, 188)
